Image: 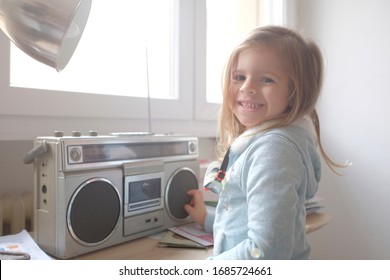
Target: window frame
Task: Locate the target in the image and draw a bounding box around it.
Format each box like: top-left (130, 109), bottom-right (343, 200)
top-left (0, 0), bottom-right (194, 121)
top-left (194, 0), bottom-right (221, 121)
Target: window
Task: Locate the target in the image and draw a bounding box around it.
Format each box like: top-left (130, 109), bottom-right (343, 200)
top-left (1, 0), bottom-right (287, 138)
top-left (2, 0), bottom-right (193, 123)
top-left (10, 0), bottom-right (285, 102)
top-left (10, 0), bottom-right (173, 99)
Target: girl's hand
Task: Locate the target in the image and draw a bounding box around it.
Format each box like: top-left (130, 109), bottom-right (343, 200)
top-left (184, 189), bottom-right (207, 227)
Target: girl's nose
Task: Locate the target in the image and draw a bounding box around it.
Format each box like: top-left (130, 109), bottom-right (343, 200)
top-left (240, 79), bottom-right (256, 94)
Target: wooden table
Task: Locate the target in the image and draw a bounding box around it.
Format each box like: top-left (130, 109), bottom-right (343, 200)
top-left (74, 212), bottom-right (330, 260)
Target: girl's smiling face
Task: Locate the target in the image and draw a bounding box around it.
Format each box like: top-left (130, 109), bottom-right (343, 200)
top-left (231, 47), bottom-right (291, 129)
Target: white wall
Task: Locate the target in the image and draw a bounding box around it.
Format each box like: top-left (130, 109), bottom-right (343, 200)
top-left (296, 0), bottom-right (390, 259)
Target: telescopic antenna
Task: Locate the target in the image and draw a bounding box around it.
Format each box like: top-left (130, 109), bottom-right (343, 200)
top-left (145, 42), bottom-right (152, 134)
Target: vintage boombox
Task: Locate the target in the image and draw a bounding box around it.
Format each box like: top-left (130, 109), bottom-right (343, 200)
top-left (27, 132), bottom-right (199, 259)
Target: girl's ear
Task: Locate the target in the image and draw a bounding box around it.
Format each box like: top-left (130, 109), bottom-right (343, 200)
top-left (288, 87), bottom-right (296, 107)
top-left (288, 79), bottom-right (296, 104)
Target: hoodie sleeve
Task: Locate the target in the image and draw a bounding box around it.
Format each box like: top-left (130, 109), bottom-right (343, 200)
top-left (204, 212), bottom-right (215, 233)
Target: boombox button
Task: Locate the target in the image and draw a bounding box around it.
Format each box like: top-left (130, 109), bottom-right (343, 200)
top-left (54, 131), bottom-right (64, 137)
top-left (69, 147), bottom-right (82, 162)
top-left (189, 141), bottom-right (197, 154)
top-left (72, 131), bottom-right (81, 137)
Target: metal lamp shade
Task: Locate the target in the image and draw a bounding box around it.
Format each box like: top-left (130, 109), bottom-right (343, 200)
top-left (0, 0), bottom-right (92, 71)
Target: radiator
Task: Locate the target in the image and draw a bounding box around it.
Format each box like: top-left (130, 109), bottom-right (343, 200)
top-left (0, 192), bottom-right (33, 236)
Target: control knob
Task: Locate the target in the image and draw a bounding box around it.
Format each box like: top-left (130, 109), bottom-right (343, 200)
top-left (54, 131), bottom-right (64, 137)
top-left (72, 131), bottom-right (81, 137)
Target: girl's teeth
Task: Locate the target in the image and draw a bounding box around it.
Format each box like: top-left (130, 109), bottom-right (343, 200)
top-left (241, 102), bottom-right (260, 109)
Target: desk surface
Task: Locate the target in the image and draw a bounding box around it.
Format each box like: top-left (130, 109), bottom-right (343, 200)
top-left (74, 212), bottom-right (330, 260)
top-left (305, 212), bottom-right (331, 234)
top-left (75, 234), bottom-right (213, 260)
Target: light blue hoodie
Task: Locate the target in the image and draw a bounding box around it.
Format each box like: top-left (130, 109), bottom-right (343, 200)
top-left (204, 116), bottom-right (321, 259)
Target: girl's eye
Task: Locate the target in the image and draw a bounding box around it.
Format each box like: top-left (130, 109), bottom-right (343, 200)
top-left (232, 74), bottom-right (245, 81)
top-left (261, 77), bottom-right (274, 83)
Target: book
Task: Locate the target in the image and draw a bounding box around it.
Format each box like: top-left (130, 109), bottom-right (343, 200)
top-left (168, 223), bottom-right (213, 247)
top-left (159, 231), bottom-right (208, 249)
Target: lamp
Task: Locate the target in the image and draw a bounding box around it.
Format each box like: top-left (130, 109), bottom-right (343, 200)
top-left (0, 0), bottom-right (92, 72)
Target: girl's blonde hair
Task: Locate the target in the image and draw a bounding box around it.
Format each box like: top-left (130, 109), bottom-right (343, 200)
top-left (217, 25), bottom-right (343, 173)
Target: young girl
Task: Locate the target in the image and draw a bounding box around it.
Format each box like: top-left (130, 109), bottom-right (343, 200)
top-left (184, 26), bottom-right (341, 259)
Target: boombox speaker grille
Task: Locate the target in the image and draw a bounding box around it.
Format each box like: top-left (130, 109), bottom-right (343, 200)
top-left (166, 168), bottom-right (198, 220)
top-left (67, 178), bottom-right (120, 245)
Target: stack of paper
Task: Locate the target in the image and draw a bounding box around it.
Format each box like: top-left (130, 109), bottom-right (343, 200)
top-left (0, 230), bottom-right (52, 260)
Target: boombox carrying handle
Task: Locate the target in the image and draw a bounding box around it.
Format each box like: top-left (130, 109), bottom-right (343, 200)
top-left (23, 140), bottom-right (48, 164)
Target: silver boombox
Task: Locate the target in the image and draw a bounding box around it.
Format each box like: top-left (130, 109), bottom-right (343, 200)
top-left (27, 132), bottom-right (199, 259)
